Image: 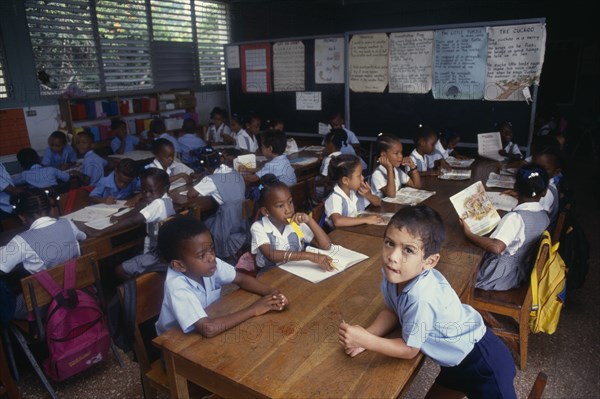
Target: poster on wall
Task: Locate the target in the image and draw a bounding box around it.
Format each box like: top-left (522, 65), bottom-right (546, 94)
top-left (484, 23), bottom-right (547, 101)
top-left (240, 44), bottom-right (272, 93)
top-left (315, 37), bottom-right (345, 84)
top-left (273, 41), bottom-right (305, 92)
top-left (388, 31), bottom-right (434, 94)
top-left (349, 33), bottom-right (389, 93)
top-left (432, 27), bottom-right (488, 100)
top-left (296, 92), bottom-right (322, 111)
top-left (225, 45), bottom-right (240, 69)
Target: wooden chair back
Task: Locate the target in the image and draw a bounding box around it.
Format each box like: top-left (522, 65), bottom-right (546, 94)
top-left (57, 188), bottom-right (90, 216)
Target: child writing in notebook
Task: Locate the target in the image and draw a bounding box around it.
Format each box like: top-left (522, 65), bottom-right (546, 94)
top-left (339, 205), bottom-right (516, 399)
top-left (244, 130), bottom-right (296, 186)
top-left (370, 134), bottom-right (421, 198)
top-left (155, 216), bottom-right (288, 338)
top-left (206, 107), bottom-right (232, 144)
top-left (75, 130), bottom-right (108, 186)
top-left (324, 154), bottom-right (382, 228)
top-left (320, 128), bottom-right (346, 177)
top-left (410, 125), bottom-right (447, 175)
top-left (236, 114), bottom-right (260, 153)
top-left (0, 189), bottom-right (86, 319)
top-left (146, 138), bottom-right (194, 185)
top-left (251, 174), bottom-right (333, 275)
top-left (462, 164), bottom-right (550, 291)
top-left (14, 148), bottom-right (72, 190)
top-left (41, 130), bottom-right (77, 170)
top-left (498, 121), bottom-right (523, 161)
top-left (89, 158), bottom-right (139, 204)
top-left (106, 168), bottom-right (176, 280)
top-left (111, 118), bottom-right (141, 155)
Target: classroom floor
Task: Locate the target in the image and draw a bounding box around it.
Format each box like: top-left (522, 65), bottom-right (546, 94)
top-left (11, 138), bottom-right (600, 398)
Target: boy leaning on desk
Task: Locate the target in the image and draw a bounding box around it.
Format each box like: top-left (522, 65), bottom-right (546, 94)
top-left (338, 205), bottom-right (517, 399)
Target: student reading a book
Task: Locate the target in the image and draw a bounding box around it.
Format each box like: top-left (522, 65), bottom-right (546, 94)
top-left (111, 118), bottom-right (141, 155)
top-left (410, 125), bottom-right (448, 175)
top-left (0, 189), bottom-right (86, 319)
top-left (89, 158), bottom-right (140, 205)
top-left (146, 138), bottom-right (194, 185)
top-left (206, 107), bottom-right (232, 144)
top-left (41, 130), bottom-right (77, 170)
top-left (497, 121), bottom-right (523, 161)
top-left (14, 148), bottom-right (72, 190)
top-left (250, 174), bottom-right (333, 275)
top-left (155, 216), bottom-right (288, 338)
top-left (243, 130), bottom-right (297, 186)
top-left (461, 164), bottom-right (550, 291)
top-left (75, 130), bottom-right (108, 186)
top-left (236, 114), bottom-right (260, 153)
top-left (338, 205), bottom-right (516, 399)
top-left (370, 134), bottom-right (421, 198)
top-left (320, 128), bottom-right (346, 177)
top-left (324, 154), bottom-right (382, 228)
top-left (433, 129), bottom-right (468, 160)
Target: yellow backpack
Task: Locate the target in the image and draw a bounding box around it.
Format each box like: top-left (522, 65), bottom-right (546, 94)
top-left (529, 231), bottom-right (567, 334)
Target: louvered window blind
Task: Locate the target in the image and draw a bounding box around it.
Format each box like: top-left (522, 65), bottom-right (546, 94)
top-left (195, 1), bottom-right (230, 86)
top-left (0, 35), bottom-right (8, 98)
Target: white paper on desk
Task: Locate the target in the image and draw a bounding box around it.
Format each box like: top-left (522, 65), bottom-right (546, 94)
top-left (438, 169), bottom-right (472, 180)
top-left (108, 150), bottom-right (153, 161)
top-left (61, 202), bottom-right (127, 222)
top-left (450, 181), bottom-right (500, 236)
top-left (383, 187), bottom-right (436, 205)
top-left (233, 154), bottom-right (256, 171)
top-left (289, 157), bottom-right (319, 166)
top-left (84, 217), bottom-right (115, 230)
top-left (170, 178), bottom-right (187, 190)
top-left (278, 245), bottom-right (369, 283)
top-left (445, 156), bottom-right (475, 168)
top-left (499, 167), bottom-right (517, 176)
top-left (485, 172), bottom-right (516, 189)
top-left (487, 191), bottom-right (518, 212)
top-left (356, 211), bottom-right (395, 225)
top-left (477, 132), bottom-right (505, 162)
top-left (304, 145), bottom-right (325, 152)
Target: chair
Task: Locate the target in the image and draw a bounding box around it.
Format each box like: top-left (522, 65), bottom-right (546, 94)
top-left (0, 328), bottom-right (20, 399)
top-left (527, 372), bottom-right (548, 399)
top-left (118, 272), bottom-right (168, 398)
top-left (57, 187), bottom-right (91, 216)
top-left (6, 252), bottom-right (122, 399)
top-left (471, 236), bottom-right (550, 370)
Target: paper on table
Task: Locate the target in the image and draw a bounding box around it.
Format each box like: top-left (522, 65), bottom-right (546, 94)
top-left (233, 154), bottom-right (256, 171)
top-left (487, 191), bottom-right (518, 212)
top-left (438, 169), bottom-right (472, 180)
top-left (108, 150), bottom-right (154, 161)
top-left (450, 181), bottom-right (500, 236)
top-left (83, 207), bottom-right (133, 230)
top-left (499, 167), bottom-right (517, 176)
top-left (356, 211), bottom-right (395, 225)
top-left (383, 187), bottom-right (436, 205)
top-left (445, 156), bottom-right (475, 168)
top-left (61, 202), bottom-right (127, 222)
top-left (278, 244), bottom-right (369, 283)
top-left (477, 132), bottom-right (505, 162)
top-left (486, 172), bottom-right (516, 189)
top-left (304, 145), bottom-right (325, 152)
top-left (289, 157), bottom-right (319, 166)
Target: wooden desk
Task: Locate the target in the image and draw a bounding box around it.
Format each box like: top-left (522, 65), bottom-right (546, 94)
top-left (154, 228), bottom-right (481, 399)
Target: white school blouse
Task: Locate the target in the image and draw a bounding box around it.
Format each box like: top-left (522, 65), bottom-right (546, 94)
top-left (251, 216), bottom-right (314, 268)
top-left (320, 151), bottom-right (342, 177)
top-left (490, 202), bottom-right (543, 255)
top-left (370, 164), bottom-right (410, 198)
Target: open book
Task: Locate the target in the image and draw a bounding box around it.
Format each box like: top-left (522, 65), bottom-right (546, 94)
top-left (486, 191), bottom-right (518, 212)
top-left (438, 169), bottom-right (472, 180)
top-left (445, 156), bottom-right (475, 168)
top-left (450, 181), bottom-right (501, 236)
top-left (486, 172), bottom-right (516, 189)
top-left (383, 187), bottom-right (436, 205)
top-left (278, 245), bottom-right (369, 283)
top-left (233, 154), bottom-right (256, 171)
top-left (477, 132), bottom-right (505, 162)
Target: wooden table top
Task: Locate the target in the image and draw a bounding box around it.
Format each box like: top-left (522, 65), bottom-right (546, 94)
top-left (154, 226), bottom-right (482, 399)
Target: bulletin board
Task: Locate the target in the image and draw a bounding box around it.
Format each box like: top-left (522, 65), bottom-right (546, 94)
top-left (0, 108), bottom-right (30, 156)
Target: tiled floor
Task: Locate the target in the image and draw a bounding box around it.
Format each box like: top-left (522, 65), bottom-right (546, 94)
top-left (11, 136), bottom-right (600, 398)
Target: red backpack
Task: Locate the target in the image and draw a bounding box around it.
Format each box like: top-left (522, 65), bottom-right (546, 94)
top-left (33, 259), bottom-right (111, 382)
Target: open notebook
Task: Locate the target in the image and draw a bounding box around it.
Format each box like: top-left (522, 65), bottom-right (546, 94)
top-left (278, 244), bottom-right (369, 283)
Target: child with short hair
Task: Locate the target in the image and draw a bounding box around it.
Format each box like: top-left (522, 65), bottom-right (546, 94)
top-left (146, 138), bottom-right (194, 184)
top-left (14, 148), bottom-right (71, 189)
top-left (89, 158), bottom-right (139, 204)
top-left (462, 164), bottom-right (550, 291)
top-left (236, 115), bottom-right (260, 153)
top-left (324, 154), bottom-right (382, 228)
top-left (111, 118), bottom-right (140, 155)
top-left (41, 130), bottom-right (77, 170)
top-left (178, 118), bottom-right (207, 165)
top-left (251, 174), bottom-right (333, 275)
top-left (410, 125), bottom-right (442, 175)
top-left (370, 134), bottom-right (420, 198)
top-left (76, 130), bottom-right (108, 186)
top-left (338, 205), bottom-right (516, 399)
top-left (498, 121), bottom-right (523, 161)
top-left (245, 130), bottom-right (296, 186)
top-left (105, 168), bottom-right (176, 280)
top-left (153, 118), bottom-right (181, 155)
top-left (320, 128), bottom-right (346, 177)
top-left (155, 216), bottom-right (288, 337)
top-left (206, 107), bottom-right (232, 144)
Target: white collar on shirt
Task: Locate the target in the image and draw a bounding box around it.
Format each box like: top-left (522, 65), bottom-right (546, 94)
top-left (513, 202), bottom-right (544, 212)
top-left (29, 216), bottom-right (57, 231)
top-left (327, 151), bottom-right (342, 159)
top-left (333, 184), bottom-right (356, 203)
top-left (260, 215), bottom-right (294, 239)
top-left (213, 164), bottom-right (233, 174)
top-left (411, 149), bottom-right (426, 162)
top-left (149, 159), bottom-right (175, 175)
top-left (434, 140), bottom-right (445, 153)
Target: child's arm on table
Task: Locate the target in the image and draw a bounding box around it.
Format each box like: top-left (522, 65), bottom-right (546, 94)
top-left (459, 219), bottom-right (507, 254)
top-left (258, 243), bottom-right (334, 271)
top-left (233, 271), bottom-right (288, 306)
top-left (338, 306), bottom-right (420, 359)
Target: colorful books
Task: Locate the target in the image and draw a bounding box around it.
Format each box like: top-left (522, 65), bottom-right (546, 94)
top-left (450, 181), bottom-right (500, 236)
top-left (383, 187), bottom-right (436, 205)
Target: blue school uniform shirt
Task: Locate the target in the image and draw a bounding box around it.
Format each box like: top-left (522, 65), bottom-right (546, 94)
top-left (81, 150), bottom-right (108, 186)
top-left (13, 164), bottom-right (70, 188)
top-left (155, 259), bottom-right (236, 335)
top-left (0, 164), bottom-right (14, 213)
top-left (257, 154), bottom-right (297, 186)
top-left (89, 171), bottom-right (139, 199)
top-left (111, 135), bottom-right (140, 154)
top-left (178, 133), bottom-right (207, 164)
top-left (381, 268), bottom-right (486, 367)
top-left (41, 145), bottom-right (77, 168)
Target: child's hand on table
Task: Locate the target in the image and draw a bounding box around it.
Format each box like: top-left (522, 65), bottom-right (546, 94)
top-left (313, 253), bottom-right (335, 272)
top-left (338, 321), bottom-right (367, 357)
top-left (363, 214), bottom-right (383, 225)
top-left (252, 293), bottom-right (289, 316)
top-left (105, 196), bottom-right (116, 205)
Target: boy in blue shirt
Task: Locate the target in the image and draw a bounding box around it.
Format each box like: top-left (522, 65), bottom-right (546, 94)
top-left (111, 119), bottom-right (141, 155)
top-left (15, 148), bottom-right (72, 189)
top-left (41, 130), bottom-right (77, 169)
top-left (89, 158), bottom-right (139, 204)
top-left (339, 205), bottom-right (516, 399)
top-left (177, 118), bottom-right (207, 165)
top-left (75, 130), bottom-right (108, 186)
top-left (155, 217), bottom-right (288, 337)
top-left (244, 130), bottom-right (297, 186)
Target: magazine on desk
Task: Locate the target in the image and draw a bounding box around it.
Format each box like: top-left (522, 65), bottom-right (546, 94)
top-left (445, 156), bottom-right (475, 168)
top-left (278, 244), bottom-right (369, 283)
top-left (485, 172), bottom-right (516, 189)
top-left (486, 191), bottom-right (518, 212)
top-left (477, 132), bottom-right (506, 162)
top-left (438, 169), bottom-right (472, 180)
top-left (61, 201), bottom-right (129, 222)
top-left (450, 181), bottom-right (501, 236)
top-left (383, 187), bottom-right (436, 205)
top-left (233, 154), bottom-right (256, 171)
